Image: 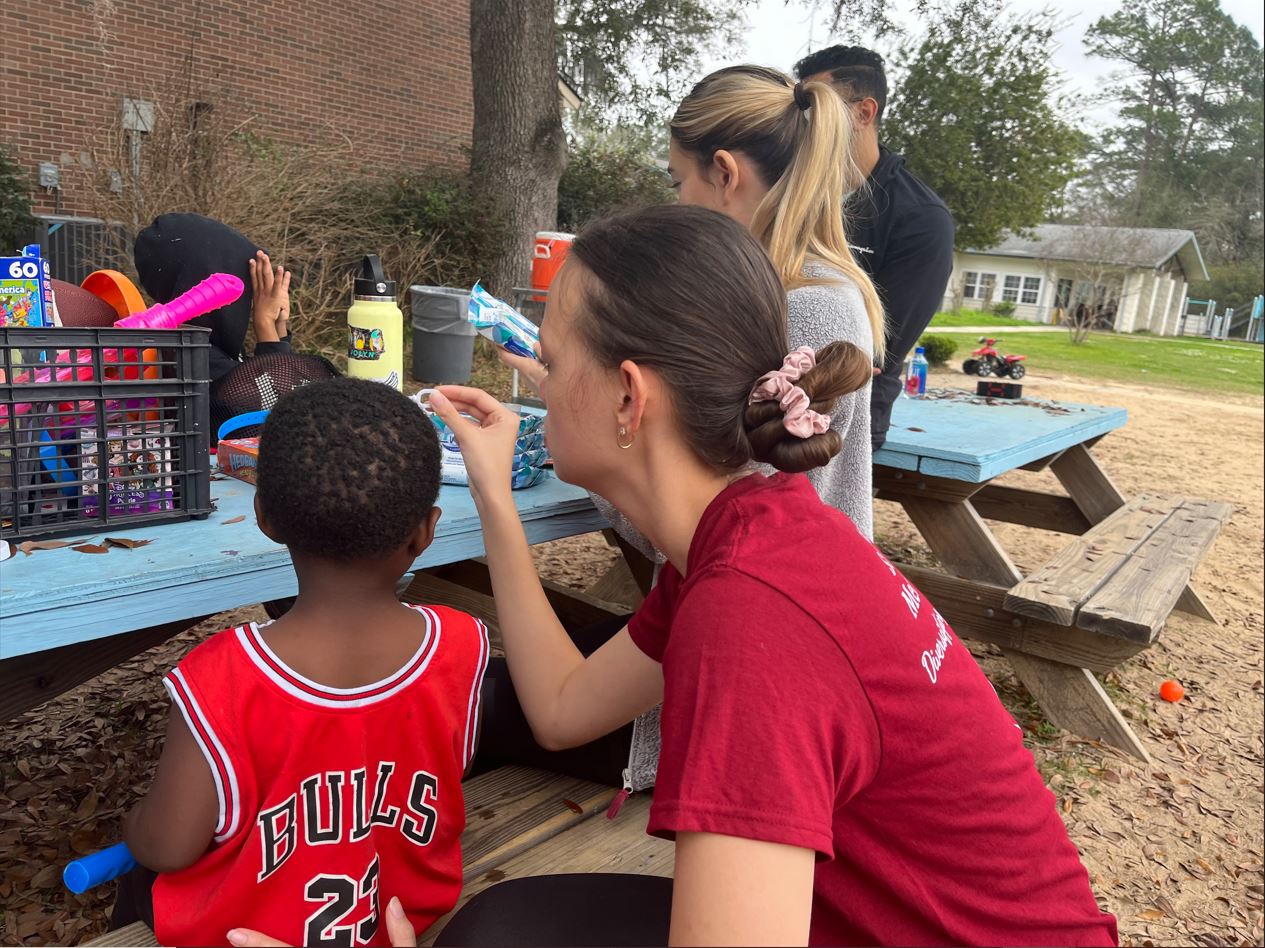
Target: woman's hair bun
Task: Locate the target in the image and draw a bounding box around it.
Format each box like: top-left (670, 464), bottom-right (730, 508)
top-left (742, 341), bottom-right (873, 473)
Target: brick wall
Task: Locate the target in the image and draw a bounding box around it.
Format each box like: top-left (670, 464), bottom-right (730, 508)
top-left (2, 0), bottom-right (473, 217)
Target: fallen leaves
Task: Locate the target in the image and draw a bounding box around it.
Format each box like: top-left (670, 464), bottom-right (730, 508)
top-left (105, 537), bottom-right (154, 550)
top-left (17, 539), bottom-right (74, 555)
top-left (223, 516), bottom-right (246, 525)
top-left (72, 543), bottom-right (110, 554)
top-left (561, 798), bottom-right (583, 814)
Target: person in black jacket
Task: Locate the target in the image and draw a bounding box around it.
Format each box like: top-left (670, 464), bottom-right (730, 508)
top-left (133, 213), bottom-right (294, 383)
top-left (795, 46), bottom-right (956, 450)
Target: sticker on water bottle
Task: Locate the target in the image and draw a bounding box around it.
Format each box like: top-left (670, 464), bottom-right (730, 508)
top-left (348, 326), bottom-right (385, 361)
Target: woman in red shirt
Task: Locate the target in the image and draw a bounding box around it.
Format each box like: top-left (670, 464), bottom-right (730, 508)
top-left (425, 205), bottom-right (1114, 946)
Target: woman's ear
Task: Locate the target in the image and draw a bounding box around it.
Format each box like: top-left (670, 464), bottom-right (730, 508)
top-left (615, 359), bottom-right (650, 437)
top-left (711, 149), bottom-right (742, 202)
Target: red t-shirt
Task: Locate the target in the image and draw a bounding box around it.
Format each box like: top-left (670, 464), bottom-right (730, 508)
top-left (629, 473), bottom-right (1117, 947)
top-left (151, 605), bottom-right (490, 947)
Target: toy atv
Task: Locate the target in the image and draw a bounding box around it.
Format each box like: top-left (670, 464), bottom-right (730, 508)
top-left (962, 337), bottom-right (1027, 379)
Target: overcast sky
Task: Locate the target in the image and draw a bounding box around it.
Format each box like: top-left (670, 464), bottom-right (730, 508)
top-left (698, 0), bottom-right (1265, 131)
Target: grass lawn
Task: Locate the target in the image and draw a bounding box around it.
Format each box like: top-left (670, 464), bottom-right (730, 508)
top-left (933, 331), bottom-right (1264, 395)
top-left (929, 309), bottom-right (1034, 328)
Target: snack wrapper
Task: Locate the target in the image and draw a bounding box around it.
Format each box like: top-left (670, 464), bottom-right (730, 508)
top-left (440, 453), bottom-right (546, 490)
top-left (467, 283), bottom-right (540, 359)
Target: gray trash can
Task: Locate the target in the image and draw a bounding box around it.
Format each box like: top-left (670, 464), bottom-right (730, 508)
top-left (410, 286), bottom-right (476, 384)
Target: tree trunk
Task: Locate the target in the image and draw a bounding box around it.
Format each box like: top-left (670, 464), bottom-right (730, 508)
top-left (469, 0), bottom-right (567, 296)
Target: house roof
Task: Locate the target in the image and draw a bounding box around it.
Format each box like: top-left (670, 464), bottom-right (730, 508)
top-left (966, 224), bottom-right (1210, 283)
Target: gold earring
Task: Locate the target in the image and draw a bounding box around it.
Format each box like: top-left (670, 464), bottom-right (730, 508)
top-left (617, 425), bottom-right (635, 450)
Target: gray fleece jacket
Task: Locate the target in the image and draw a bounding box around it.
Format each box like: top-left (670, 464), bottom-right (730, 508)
top-left (592, 262), bottom-right (875, 556)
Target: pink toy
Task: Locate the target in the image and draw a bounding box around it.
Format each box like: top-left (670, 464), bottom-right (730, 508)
top-left (114, 273), bottom-right (243, 329)
top-left (0, 273), bottom-right (243, 422)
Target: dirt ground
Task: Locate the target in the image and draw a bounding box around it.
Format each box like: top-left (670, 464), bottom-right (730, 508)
top-left (1, 365), bottom-right (1262, 946)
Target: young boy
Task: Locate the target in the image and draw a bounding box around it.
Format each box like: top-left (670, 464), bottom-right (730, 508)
top-left (118, 377), bottom-right (489, 946)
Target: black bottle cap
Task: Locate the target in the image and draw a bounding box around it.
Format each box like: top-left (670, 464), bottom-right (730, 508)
top-left (354, 254), bottom-right (396, 297)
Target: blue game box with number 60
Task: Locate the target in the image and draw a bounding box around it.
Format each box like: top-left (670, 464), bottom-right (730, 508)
top-left (1, 244), bottom-right (55, 327)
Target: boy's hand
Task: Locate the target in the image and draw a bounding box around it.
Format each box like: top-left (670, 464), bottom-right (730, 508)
top-left (249, 251), bottom-right (291, 343)
top-left (227, 896), bottom-right (416, 947)
top-left (428, 387), bottom-right (520, 509)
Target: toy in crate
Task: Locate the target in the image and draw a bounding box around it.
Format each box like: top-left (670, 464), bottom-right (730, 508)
top-left (0, 327), bottom-right (212, 541)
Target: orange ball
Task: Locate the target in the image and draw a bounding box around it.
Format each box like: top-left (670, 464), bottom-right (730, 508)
top-left (1159, 679), bottom-right (1185, 703)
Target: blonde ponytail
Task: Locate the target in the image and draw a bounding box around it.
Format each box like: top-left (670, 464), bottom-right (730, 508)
top-left (670, 66), bottom-right (886, 359)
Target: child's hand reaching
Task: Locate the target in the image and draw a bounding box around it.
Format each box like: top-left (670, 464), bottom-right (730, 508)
top-left (250, 251), bottom-right (291, 344)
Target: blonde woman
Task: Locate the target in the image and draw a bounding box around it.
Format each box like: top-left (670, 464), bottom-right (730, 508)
top-left (666, 65), bottom-right (883, 537)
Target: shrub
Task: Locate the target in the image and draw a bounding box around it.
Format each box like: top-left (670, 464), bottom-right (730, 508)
top-left (558, 136), bottom-right (673, 232)
top-left (991, 300), bottom-right (1017, 318)
top-left (918, 333), bottom-right (958, 366)
top-left (71, 80), bottom-right (495, 365)
top-left (0, 142), bottom-right (35, 251)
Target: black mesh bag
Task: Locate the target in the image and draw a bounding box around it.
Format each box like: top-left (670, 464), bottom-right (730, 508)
top-left (210, 353), bottom-right (340, 440)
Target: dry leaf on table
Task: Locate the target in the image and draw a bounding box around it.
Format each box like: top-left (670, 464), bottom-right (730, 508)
top-left (73, 543), bottom-right (110, 554)
top-left (223, 516), bottom-right (246, 525)
top-left (17, 540), bottom-right (74, 555)
top-left (105, 537), bottom-right (153, 550)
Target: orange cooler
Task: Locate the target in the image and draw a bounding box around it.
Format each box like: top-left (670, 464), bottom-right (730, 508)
top-left (531, 231), bottom-right (574, 300)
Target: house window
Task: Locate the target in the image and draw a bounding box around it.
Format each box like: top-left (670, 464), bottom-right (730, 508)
top-left (1001, 275), bottom-right (1043, 305)
top-left (963, 271), bottom-right (996, 300)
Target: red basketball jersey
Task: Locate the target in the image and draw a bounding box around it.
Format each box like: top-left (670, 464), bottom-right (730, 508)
top-left (151, 605), bottom-right (490, 947)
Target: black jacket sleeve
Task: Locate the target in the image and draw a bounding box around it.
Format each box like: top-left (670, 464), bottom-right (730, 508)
top-left (870, 204), bottom-right (956, 449)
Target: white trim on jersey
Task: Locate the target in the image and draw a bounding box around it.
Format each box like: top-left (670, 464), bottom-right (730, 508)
top-left (462, 617), bottom-right (492, 768)
top-left (235, 606), bottom-right (440, 709)
top-left (164, 667), bottom-right (243, 842)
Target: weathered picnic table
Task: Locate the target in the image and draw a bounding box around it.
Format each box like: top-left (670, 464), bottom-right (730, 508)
top-left (874, 389), bottom-right (1230, 762)
top-left (0, 472), bottom-right (609, 721)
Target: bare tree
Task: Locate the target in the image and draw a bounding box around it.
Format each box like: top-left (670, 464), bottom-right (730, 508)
top-left (1040, 226), bottom-right (1133, 344)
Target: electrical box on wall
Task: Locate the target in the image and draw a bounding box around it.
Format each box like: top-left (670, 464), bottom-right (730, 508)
top-left (122, 97), bottom-right (155, 132)
top-left (38, 162), bottom-right (60, 189)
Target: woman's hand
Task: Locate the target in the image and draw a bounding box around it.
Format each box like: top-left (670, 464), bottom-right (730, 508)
top-left (428, 386), bottom-right (520, 508)
top-left (498, 344), bottom-right (547, 394)
top-left (227, 896), bottom-right (416, 947)
top-left (249, 250), bottom-right (292, 343)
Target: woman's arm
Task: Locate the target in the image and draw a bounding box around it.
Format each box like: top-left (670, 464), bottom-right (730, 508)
top-left (672, 833), bottom-right (816, 946)
top-left (429, 387), bottom-right (664, 750)
top-left (123, 707), bottom-right (219, 872)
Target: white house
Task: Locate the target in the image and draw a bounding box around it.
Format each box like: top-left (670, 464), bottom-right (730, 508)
top-left (943, 225), bottom-right (1210, 335)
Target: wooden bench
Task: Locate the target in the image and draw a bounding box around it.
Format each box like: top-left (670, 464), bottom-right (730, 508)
top-left (1005, 494), bottom-right (1232, 643)
top-left (84, 765), bottom-right (665, 947)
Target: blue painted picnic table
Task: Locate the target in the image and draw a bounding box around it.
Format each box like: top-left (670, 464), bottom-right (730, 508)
top-left (0, 473), bottom-right (606, 662)
top-left (874, 390), bottom-right (1128, 482)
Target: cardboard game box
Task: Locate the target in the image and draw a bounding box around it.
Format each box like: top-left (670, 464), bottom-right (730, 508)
top-left (1, 245), bottom-right (56, 327)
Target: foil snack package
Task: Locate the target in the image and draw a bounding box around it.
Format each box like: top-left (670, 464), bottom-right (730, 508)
top-left (467, 283), bottom-right (540, 359)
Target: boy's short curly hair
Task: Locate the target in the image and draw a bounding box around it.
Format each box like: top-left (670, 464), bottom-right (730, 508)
top-left (256, 378), bottom-right (441, 560)
top-left (793, 45), bottom-right (888, 121)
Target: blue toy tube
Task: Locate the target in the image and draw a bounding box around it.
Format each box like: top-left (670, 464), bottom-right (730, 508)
top-left (63, 842), bottom-right (136, 894)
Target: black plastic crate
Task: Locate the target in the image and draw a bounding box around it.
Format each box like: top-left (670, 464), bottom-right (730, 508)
top-left (0, 326), bottom-right (212, 541)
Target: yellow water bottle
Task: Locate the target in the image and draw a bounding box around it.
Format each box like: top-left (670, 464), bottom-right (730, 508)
top-left (346, 254), bottom-right (403, 390)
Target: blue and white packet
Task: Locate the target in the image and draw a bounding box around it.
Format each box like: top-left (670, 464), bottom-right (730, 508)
top-left (467, 283), bottom-right (540, 359)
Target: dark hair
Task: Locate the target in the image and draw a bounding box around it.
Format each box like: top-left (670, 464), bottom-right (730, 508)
top-left (793, 45), bottom-right (888, 120)
top-left (256, 378), bottom-right (440, 560)
top-left (569, 205), bottom-right (872, 474)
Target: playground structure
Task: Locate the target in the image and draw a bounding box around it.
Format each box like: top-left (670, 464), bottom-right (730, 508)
top-left (1180, 295), bottom-right (1264, 342)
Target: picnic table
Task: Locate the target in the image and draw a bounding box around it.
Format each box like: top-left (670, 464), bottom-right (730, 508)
top-left (0, 472), bottom-right (609, 721)
top-left (874, 389), bottom-right (1229, 762)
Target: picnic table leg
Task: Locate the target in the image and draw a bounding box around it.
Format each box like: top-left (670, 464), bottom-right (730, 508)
top-left (902, 496), bottom-right (1153, 763)
top-left (1051, 443), bottom-right (1217, 623)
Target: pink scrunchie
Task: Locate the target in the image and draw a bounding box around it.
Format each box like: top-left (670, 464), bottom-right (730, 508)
top-left (748, 346), bottom-right (832, 439)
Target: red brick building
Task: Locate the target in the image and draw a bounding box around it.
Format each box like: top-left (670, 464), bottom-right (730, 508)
top-left (3, 0), bottom-right (472, 258)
